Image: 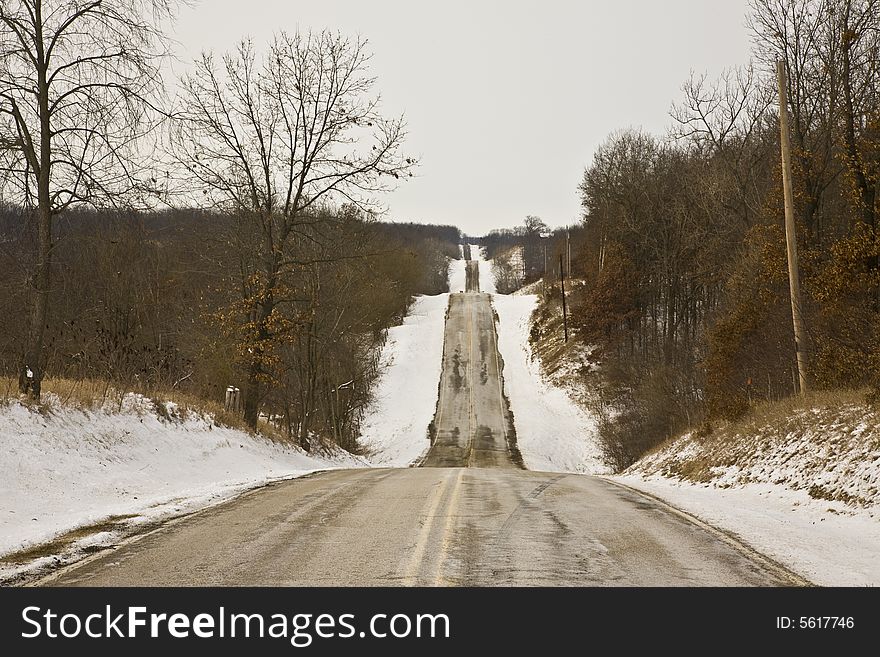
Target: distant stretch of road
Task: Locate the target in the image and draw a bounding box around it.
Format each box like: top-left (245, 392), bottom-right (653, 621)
top-left (39, 254), bottom-right (804, 587)
top-left (420, 257), bottom-right (520, 467)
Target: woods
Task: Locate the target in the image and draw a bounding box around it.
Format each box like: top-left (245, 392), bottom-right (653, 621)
top-left (561, 0), bottom-right (880, 468)
top-left (0, 204), bottom-right (458, 449)
top-left (0, 2), bottom-right (455, 452)
top-left (0, 0), bottom-right (177, 400)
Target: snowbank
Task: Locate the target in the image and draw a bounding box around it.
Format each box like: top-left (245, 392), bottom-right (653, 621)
top-left (617, 401), bottom-right (880, 585)
top-left (359, 294), bottom-right (449, 466)
top-left (448, 258), bottom-right (466, 293)
top-left (0, 395), bottom-right (361, 577)
top-left (627, 404), bottom-right (880, 507)
top-left (615, 475), bottom-right (880, 586)
top-left (493, 294), bottom-right (606, 474)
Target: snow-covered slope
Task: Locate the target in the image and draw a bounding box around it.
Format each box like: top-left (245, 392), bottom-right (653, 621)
top-left (493, 293), bottom-right (606, 474)
top-left (362, 246), bottom-right (494, 464)
top-left (362, 247), bottom-right (605, 473)
top-left (359, 294), bottom-right (448, 466)
top-left (448, 258), bottom-right (466, 293)
top-left (617, 400), bottom-right (880, 585)
top-left (614, 475), bottom-right (880, 586)
top-left (626, 403), bottom-right (880, 506)
top-left (0, 395), bottom-right (361, 579)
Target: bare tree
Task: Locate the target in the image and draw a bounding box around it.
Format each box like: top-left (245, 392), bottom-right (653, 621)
top-left (672, 67), bottom-right (768, 153)
top-left (173, 31), bottom-right (415, 429)
top-left (748, 0), bottom-right (841, 238)
top-left (832, 0), bottom-right (879, 236)
top-left (750, 0), bottom-right (879, 244)
top-left (0, 0), bottom-right (179, 399)
top-left (671, 66), bottom-right (775, 229)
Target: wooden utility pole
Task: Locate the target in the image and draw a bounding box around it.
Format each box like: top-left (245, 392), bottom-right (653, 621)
top-left (777, 60), bottom-right (809, 395)
top-left (559, 254), bottom-right (569, 343)
top-left (542, 241), bottom-right (548, 297)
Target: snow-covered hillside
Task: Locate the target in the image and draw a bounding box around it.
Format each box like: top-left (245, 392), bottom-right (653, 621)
top-left (362, 245), bottom-right (604, 473)
top-left (463, 241), bottom-right (604, 473)
top-left (626, 403), bottom-right (880, 507)
top-left (0, 395), bottom-right (361, 581)
top-left (448, 258), bottom-right (466, 293)
top-left (617, 400), bottom-right (880, 585)
top-left (494, 293), bottom-right (605, 474)
top-left (615, 474), bottom-right (880, 586)
top-left (359, 293), bottom-right (448, 466)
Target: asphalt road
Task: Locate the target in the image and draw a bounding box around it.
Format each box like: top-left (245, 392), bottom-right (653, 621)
top-left (44, 467), bottom-right (799, 586)
top-left (39, 258), bottom-right (803, 587)
top-left (420, 282), bottom-right (521, 468)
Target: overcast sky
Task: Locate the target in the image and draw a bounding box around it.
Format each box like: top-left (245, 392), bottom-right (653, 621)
top-left (171, 0), bottom-right (754, 235)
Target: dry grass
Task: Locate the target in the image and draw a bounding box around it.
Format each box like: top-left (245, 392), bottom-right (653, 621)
top-left (704, 388), bottom-right (872, 441)
top-left (0, 375), bottom-right (127, 410)
top-left (0, 514), bottom-right (139, 565)
top-left (639, 388), bottom-right (872, 460)
top-left (529, 294), bottom-right (576, 376)
top-left (631, 387), bottom-right (880, 506)
top-left (0, 376), bottom-right (288, 442)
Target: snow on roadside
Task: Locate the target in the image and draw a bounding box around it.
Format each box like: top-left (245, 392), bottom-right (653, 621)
top-left (448, 258), bottom-right (466, 293)
top-left (627, 404), bottom-right (880, 507)
top-left (616, 402), bottom-right (880, 585)
top-left (614, 475), bottom-right (880, 586)
top-left (0, 395), bottom-right (362, 578)
top-left (493, 293), bottom-right (606, 474)
top-left (359, 294), bottom-right (448, 466)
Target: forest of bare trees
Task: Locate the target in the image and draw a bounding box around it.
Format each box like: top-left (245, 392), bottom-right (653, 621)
top-left (0, 1), bottom-right (457, 452)
top-left (559, 0), bottom-right (880, 468)
top-left (0, 204), bottom-right (457, 449)
top-left (486, 0), bottom-right (880, 469)
top-left (4, 0), bottom-right (877, 465)
top-left (0, 0), bottom-right (178, 400)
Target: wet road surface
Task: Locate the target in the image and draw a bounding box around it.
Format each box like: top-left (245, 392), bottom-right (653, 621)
top-left (44, 468), bottom-right (801, 586)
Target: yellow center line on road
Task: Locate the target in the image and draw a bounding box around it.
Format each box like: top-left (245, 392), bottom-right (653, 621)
top-left (402, 469), bottom-right (453, 585)
top-left (434, 468), bottom-right (465, 586)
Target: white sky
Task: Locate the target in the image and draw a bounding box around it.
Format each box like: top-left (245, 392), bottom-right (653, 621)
top-left (171, 0), bottom-right (754, 235)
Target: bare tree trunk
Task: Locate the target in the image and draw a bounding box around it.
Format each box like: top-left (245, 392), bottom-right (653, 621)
top-left (243, 297), bottom-right (273, 429)
top-left (841, 25), bottom-right (877, 235)
top-left (298, 324), bottom-right (317, 451)
top-left (20, 206), bottom-right (52, 399)
top-left (243, 356), bottom-right (263, 429)
top-left (21, 14), bottom-right (52, 401)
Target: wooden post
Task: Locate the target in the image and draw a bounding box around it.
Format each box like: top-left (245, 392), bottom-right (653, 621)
top-left (559, 254), bottom-right (569, 343)
top-left (777, 60), bottom-right (809, 395)
top-left (224, 386), bottom-right (241, 413)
